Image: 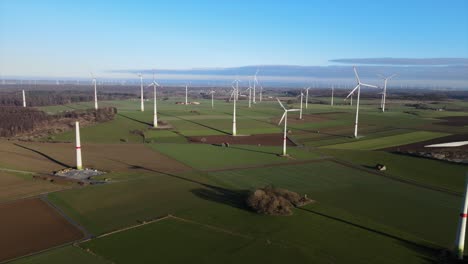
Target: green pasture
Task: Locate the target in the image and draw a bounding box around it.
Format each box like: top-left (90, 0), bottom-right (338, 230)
top-left (323, 131), bottom-right (449, 150)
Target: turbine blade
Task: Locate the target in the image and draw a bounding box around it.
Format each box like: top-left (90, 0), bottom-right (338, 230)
top-left (360, 83), bottom-right (378, 88)
top-left (276, 98), bottom-right (286, 110)
top-left (346, 85), bottom-right (359, 99)
top-left (388, 74), bottom-right (397, 79)
top-left (353, 66), bottom-right (361, 84)
top-left (278, 112), bottom-right (286, 126)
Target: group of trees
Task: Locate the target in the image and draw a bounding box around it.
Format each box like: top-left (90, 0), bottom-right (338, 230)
top-left (0, 107), bottom-right (117, 137)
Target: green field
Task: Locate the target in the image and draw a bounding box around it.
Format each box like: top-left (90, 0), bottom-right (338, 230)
top-left (322, 131), bottom-right (449, 150)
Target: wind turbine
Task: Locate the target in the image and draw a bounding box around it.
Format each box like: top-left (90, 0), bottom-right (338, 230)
top-left (299, 91), bottom-right (303, 120)
top-left (346, 67), bottom-right (378, 138)
top-left (277, 98), bottom-right (300, 156)
top-left (305, 87), bottom-right (311, 109)
top-left (378, 74), bottom-right (396, 112)
top-left (210, 90), bottom-right (215, 109)
top-left (147, 75), bottom-right (160, 128)
top-left (185, 84), bottom-right (188, 105)
top-left (91, 73), bottom-right (98, 110)
top-left (138, 73), bottom-right (144, 111)
top-left (22, 90), bottom-right (26, 107)
top-left (331, 85), bottom-right (334, 106)
top-left (259, 86), bottom-right (263, 102)
top-left (231, 79), bottom-right (240, 136)
top-left (247, 80), bottom-right (252, 108)
top-left (253, 69), bottom-right (259, 104)
top-left (75, 121), bottom-right (83, 170)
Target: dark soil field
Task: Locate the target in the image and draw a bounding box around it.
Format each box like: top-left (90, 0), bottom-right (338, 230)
top-left (436, 116), bottom-right (468, 126)
top-left (0, 198), bottom-right (83, 262)
top-left (188, 133), bottom-right (295, 146)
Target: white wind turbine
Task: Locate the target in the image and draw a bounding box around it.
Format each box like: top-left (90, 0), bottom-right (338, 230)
top-left (259, 85), bottom-right (263, 102)
top-left (231, 79), bottom-right (240, 136)
top-left (210, 90), bottom-right (215, 109)
top-left (299, 91), bottom-right (303, 120)
top-left (277, 98), bottom-right (300, 156)
top-left (253, 70), bottom-right (259, 103)
top-left (185, 84), bottom-right (188, 105)
top-left (305, 87), bottom-right (311, 109)
top-left (346, 67), bottom-right (378, 138)
top-left (377, 74), bottom-right (396, 112)
top-left (331, 85), bottom-right (334, 106)
top-left (91, 73), bottom-right (98, 110)
top-left (22, 90), bottom-right (26, 107)
top-left (75, 121), bottom-right (83, 170)
top-left (247, 80), bottom-right (252, 108)
top-left (147, 75), bottom-right (160, 128)
top-left (138, 73), bottom-right (144, 112)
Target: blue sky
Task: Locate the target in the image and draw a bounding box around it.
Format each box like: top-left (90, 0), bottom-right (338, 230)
top-left (0, 0), bottom-right (467, 78)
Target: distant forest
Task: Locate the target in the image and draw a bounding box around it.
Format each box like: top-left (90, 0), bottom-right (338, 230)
top-left (0, 107), bottom-right (117, 137)
top-left (0, 90), bottom-right (135, 107)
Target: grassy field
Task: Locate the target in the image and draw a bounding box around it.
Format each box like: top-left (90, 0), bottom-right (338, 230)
top-left (319, 149), bottom-right (467, 193)
top-left (79, 215), bottom-right (437, 264)
top-left (149, 143), bottom-right (323, 170)
top-left (322, 131), bottom-right (449, 150)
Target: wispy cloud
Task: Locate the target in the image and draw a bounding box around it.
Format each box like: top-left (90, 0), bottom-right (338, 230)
top-left (330, 58), bottom-right (468, 66)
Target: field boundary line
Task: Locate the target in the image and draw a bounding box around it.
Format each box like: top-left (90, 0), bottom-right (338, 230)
top-left (40, 195), bottom-right (94, 239)
top-left (1, 240), bottom-right (78, 264)
top-left (329, 158), bottom-right (462, 197)
top-left (168, 215), bottom-right (254, 239)
top-left (82, 215), bottom-right (172, 242)
top-left (0, 167), bottom-right (35, 174)
top-left (203, 157), bottom-right (330, 172)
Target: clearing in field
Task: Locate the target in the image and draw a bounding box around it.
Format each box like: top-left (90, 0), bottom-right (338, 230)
top-left (0, 198), bottom-right (84, 262)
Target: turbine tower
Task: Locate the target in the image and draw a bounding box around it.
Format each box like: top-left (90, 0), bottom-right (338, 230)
top-left (138, 73), bottom-right (144, 112)
top-left (75, 121), bottom-right (83, 170)
top-left (91, 73), bottom-right (98, 110)
top-left (253, 69), bottom-right (259, 104)
top-left (22, 90), bottom-right (26, 107)
top-left (259, 86), bottom-right (263, 102)
top-left (305, 87), bottom-right (311, 109)
top-left (231, 80), bottom-right (240, 136)
top-left (378, 74), bottom-right (396, 112)
top-left (331, 85), bottom-right (334, 106)
top-left (346, 67), bottom-right (378, 138)
top-left (185, 84), bottom-right (188, 105)
top-left (299, 91), bottom-right (303, 120)
top-left (147, 77), bottom-right (160, 128)
top-left (210, 90), bottom-right (215, 109)
top-left (277, 98), bottom-right (300, 156)
top-left (247, 80), bottom-right (252, 108)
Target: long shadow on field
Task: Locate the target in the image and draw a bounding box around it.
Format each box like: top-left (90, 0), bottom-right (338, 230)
top-left (13, 143), bottom-right (72, 168)
top-left (118, 113), bottom-right (153, 127)
top-left (298, 207), bottom-right (443, 263)
top-left (160, 111), bottom-right (231, 135)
